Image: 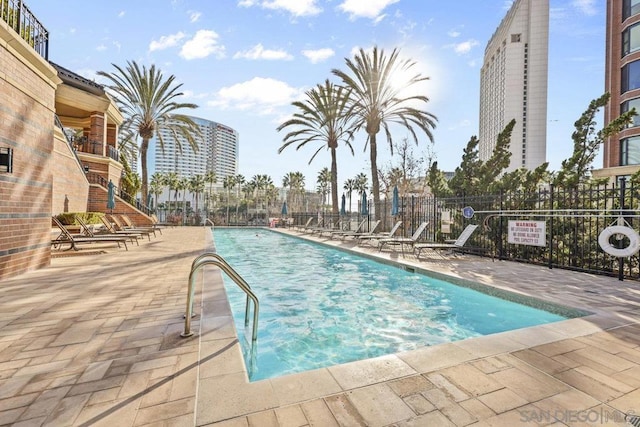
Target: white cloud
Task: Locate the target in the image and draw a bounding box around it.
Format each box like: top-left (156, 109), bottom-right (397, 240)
top-left (118, 11), bottom-right (125, 18)
top-left (338, 0), bottom-right (399, 20)
top-left (448, 30), bottom-right (461, 38)
top-left (233, 44), bottom-right (293, 60)
top-left (189, 11), bottom-right (202, 22)
top-left (208, 77), bottom-right (303, 113)
top-left (149, 32), bottom-right (186, 52)
top-left (302, 48), bottom-right (335, 63)
top-left (180, 30), bottom-right (225, 60)
top-left (572, 0), bottom-right (597, 16)
top-left (446, 39), bottom-right (479, 55)
top-left (238, 0), bottom-right (322, 17)
top-left (96, 44), bottom-right (107, 52)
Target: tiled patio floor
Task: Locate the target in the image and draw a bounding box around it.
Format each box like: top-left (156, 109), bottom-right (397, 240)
top-left (0, 226), bottom-right (639, 426)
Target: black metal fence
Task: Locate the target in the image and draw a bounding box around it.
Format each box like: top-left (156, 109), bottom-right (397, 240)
top-left (291, 181), bottom-right (640, 281)
top-left (1, 0), bottom-right (48, 59)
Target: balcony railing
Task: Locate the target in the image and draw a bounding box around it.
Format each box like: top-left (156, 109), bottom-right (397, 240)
top-left (1, 0), bottom-right (48, 59)
top-left (87, 172), bottom-right (152, 216)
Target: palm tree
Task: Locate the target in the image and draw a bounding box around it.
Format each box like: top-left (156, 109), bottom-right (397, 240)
top-left (149, 172), bottom-right (165, 211)
top-left (97, 60), bottom-right (200, 205)
top-left (177, 177), bottom-right (189, 225)
top-left (234, 174), bottom-right (246, 221)
top-left (354, 172), bottom-right (368, 212)
top-left (223, 175), bottom-right (235, 224)
top-left (343, 178), bottom-right (356, 213)
top-left (189, 174), bottom-right (206, 223)
top-left (164, 172), bottom-right (179, 217)
top-left (277, 80), bottom-right (354, 215)
top-left (316, 167), bottom-right (331, 209)
top-left (332, 47), bottom-right (438, 219)
top-left (282, 171), bottom-right (305, 212)
top-left (204, 171), bottom-right (217, 218)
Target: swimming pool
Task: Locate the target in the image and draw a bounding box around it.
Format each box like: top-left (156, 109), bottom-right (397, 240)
top-left (213, 228), bottom-right (578, 381)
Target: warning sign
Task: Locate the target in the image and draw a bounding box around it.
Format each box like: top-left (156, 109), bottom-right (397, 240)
top-left (508, 220), bottom-right (546, 247)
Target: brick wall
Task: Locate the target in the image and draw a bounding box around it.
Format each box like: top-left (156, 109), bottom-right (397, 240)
top-left (0, 22), bottom-right (61, 280)
top-left (88, 186), bottom-right (154, 226)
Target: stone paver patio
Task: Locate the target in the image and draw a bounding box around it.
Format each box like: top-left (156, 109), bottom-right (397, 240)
top-left (0, 226), bottom-right (639, 426)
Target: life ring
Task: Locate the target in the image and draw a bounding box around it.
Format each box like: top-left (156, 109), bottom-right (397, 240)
top-left (598, 226), bottom-right (640, 257)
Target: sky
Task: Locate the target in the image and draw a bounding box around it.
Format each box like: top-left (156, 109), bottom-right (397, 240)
top-left (29, 0), bottom-right (605, 190)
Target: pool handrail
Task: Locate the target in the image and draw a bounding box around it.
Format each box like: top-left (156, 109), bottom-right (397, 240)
top-left (204, 218), bottom-right (214, 227)
top-left (182, 252), bottom-right (259, 342)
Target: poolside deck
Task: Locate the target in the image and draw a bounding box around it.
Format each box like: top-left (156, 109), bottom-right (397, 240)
top-left (0, 226), bottom-right (639, 426)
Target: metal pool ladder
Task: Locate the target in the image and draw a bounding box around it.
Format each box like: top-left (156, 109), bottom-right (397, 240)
top-left (181, 252), bottom-right (259, 342)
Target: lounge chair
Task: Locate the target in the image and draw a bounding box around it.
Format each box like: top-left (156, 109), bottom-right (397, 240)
top-left (294, 217), bottom-right (313, 231)
top-left (101, 216), bottom-right (153, 241)
top-left (51, 216), bottom-right (128, 251)
top-left (122, 213), bottom-right (163, 235)
top-left (329, 218), bottom-right (365, 240)
top-left (304, 218), bottom-right (326, 234)
top-left (117, 214), bottom-right (158, 237)
top-left (75, 215), bottom-right (140, 246)
top-left (378, 221), bottom-right (429, 255)
top-left (357, 220), bottom-right (403, 246)
top-left (320, 219), bottom-right (347, 237)
top-left (414, 224), bottom-right (479, 259)
top-left (334, 219), bottom-right (381, 241)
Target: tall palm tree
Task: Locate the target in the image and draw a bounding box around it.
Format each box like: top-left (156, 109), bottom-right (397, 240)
top-left (164, 172), bottom-right (179, 216)
top-left (234, 174), bottom-right (246, 220)
top-left (316, 167), bottom-right (331, 208)
top-left (177, 177), bottom-right (189, 225)
top-left (343, 178), bottom-right (356, 213)
top-left (223, 175), bottom-right (236, 224)
top-left (282, 171), bottom-right (305, 212)
top-left (277, 80), bottom-right (354, 215)
top-left (97, 60), bottom-right (200, 205)
top-left (189, 174), bottom-right (206, 221)
top-left (354, 172), bottom-right (369, 212)
top-left (149, 172), bottom-right (165, 211)
top-left (332, 47), bottom-right (438, 219)
top-left (204, 171), bottom-right (217, 216)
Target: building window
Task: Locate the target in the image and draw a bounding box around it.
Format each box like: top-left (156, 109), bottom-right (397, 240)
top-left (621, 60), bottom-right (640, 93)
top-left (624, 0), bottom-right (640, 20)
top-left (511, 34), bottom-right (521, 42)
top-left (623, 22), bottom-right (640, 56)
top-left (622, 97), bottom-right (640, 127)
top-left (620, 136), bottom-right (640, 165)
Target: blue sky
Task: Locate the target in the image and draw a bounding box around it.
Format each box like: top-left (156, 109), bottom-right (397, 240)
top-left (30, 0), bottom-right (604, 189)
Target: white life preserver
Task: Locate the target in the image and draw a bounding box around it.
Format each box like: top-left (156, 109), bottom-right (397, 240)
top-left (598, 225), bottom-right (640, 257)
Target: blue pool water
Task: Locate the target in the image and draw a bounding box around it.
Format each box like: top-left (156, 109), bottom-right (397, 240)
top-left (213, 228), bottom-right (572, 381)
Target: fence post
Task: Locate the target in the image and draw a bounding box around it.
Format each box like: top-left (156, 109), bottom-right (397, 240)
top-left (618, 178), bottom-right (627, 281)
top-left (548, 184), bottom-right (554, 269)
top-left (498, 190), bottom-right (504, 260)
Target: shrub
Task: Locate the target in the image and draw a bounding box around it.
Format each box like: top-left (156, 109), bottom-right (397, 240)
top-left (56, 212), bottom-right (104, 225)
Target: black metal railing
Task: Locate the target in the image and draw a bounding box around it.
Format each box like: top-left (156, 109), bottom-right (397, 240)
top-left (87, 172), bottom-right (152, 215)
top-left (1, 0), bottom-right (48, 59)
top-left (54, 115), bottom-right (85, 172)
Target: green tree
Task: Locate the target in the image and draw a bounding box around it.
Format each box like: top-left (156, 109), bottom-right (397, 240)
top-left (119, 154), bottom-right (141, 205)
top-left (97, 61), bottom-right (200, 205)
top-left (448, 136), bottom-right (482, 197)
top-left (343, 178), bottom-right (356, 213)
top-left (223, 175), bottom-right (235, 224)
top-left (204, 171), bottom-right (217, 216)
top-left (164, 172), bottom-right (179, 216)
top-left (316, 167), bottom-right (331, 208)
top-left (278, 80), bottom-right (354, 215)
top-left (333, 46), bottom-right (438, 218)
top-left (426, 161), bottom-right (450, 197)
top-left (234, 174), bottom-right (246, 220)
top-left (149, 172), bottom-right (165, 210)
top-left (189, 174), bottom-right (206, 222)
top-left (478, 119), bottom-right (515, 191)
top-left (555, 93), bottom-right (636, 188)
top-left (283, 171), bottom-right (305, 212)
top-left (177, 177), bottom-right (189, 225)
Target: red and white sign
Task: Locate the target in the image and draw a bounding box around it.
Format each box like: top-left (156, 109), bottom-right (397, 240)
top-left (508, 220), bottom-right (546, 247)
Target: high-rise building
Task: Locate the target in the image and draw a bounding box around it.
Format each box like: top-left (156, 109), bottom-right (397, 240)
top-left (152, 115), bottom-right (239, 182)
top-left (479, 0), bottom-right (549, 172)
top-left (597, 0), bottom-right (640, 183)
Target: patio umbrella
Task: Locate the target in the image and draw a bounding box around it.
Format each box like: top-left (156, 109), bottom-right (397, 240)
top-left (340, 194), bottom-right (346, 216)
top-left (360, 190), bottom-right (368, 215)
top-left (107, 179), bottom-right (115, 212)
top-left (391, 185), bottom-right (399, 216)
top-left (281, 200), bottom-right (288, 216)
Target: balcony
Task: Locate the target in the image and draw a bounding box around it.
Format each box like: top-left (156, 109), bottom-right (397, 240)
top-left (1, 0), bottom-right (48, 59)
